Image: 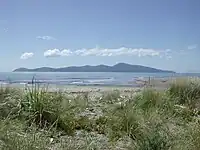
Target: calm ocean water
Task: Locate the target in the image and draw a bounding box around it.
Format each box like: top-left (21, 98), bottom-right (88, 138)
top-left (0, 72), bottom-right (200, 87)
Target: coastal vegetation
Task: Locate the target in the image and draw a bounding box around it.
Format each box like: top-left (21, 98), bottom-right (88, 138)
top-left (0, 78), bottom-right (200, 149)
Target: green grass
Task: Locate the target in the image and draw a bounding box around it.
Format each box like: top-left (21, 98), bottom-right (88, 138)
top-left (168, 79), bottom-right (200, 108)
top-left (1, 79), bottom-right (200, 149)
top-left (0, 119), bottom-right (50, 150)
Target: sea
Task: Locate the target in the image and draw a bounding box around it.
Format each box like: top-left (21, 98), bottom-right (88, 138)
top-left (0, 72), bottom-right (200, 87)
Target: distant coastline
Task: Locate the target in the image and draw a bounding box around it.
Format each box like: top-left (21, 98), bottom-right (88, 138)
top-left (13, 63), bottom-right (175, 73)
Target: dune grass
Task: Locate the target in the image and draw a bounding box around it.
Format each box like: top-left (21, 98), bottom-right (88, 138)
top-left (1, 79), bottom-right (200, 149)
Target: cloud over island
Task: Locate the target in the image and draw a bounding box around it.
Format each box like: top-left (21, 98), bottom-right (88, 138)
top-left (20, 47), bottom-right (172, 60)
top-left (44, 47), bottom-right (171, 58)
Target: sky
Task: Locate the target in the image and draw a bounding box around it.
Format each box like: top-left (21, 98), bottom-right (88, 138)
top-left (0, 0), bottom-right (200, 72)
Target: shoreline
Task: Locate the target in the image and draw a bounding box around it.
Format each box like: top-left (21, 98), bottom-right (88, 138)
top-left (1, 76), bottom-right (199, 93)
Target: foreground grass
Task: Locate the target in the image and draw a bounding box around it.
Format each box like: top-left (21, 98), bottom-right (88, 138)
top-left (1, 79), bottom-right (200, 149)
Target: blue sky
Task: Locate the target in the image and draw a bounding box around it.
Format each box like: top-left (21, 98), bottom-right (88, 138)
top-left (0, 0), bottom-right (200, 72)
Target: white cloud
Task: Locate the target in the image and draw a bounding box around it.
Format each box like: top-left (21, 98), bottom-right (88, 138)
top-left (36, 36), bottom-right (56, 40)
top-left (60, 49), bottom-right (73, 56)
top-left (100, 48), bottom-right (158, 57)
top-left (188, 44), bottom-right (197, 50)
top-left (75, 47), bottom-right (170, 58)
top-left (44, 49), bottom-right (61, 57)
top-left (44, 47), bottom-right (171, 58)
top-left (20, 52), bottom-right (34, 60)
top-left (44, 49), bottom-right (73, 57)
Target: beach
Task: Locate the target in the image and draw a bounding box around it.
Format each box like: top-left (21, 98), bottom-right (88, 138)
top-left (3, 75), bottom-right (199, 93)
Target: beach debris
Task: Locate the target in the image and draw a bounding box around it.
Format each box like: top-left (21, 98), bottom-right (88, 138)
top-left (174, 105), bottom-right (187, 109)
top-left (50, 138), bottom-right (54, 144)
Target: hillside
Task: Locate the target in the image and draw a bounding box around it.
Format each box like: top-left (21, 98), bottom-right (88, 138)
top-left (13, 63), bottom-right (175, 73)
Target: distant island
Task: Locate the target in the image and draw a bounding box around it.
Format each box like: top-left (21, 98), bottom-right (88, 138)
top-left (13, 63), bottom-right (175, 73)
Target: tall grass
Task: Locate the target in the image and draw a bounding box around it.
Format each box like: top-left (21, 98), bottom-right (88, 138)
top-left (168, 79), bottom-right (200, 109)
top-left (101, 89), bottom-right (174, 149)
top-left (97, 79), bottom-right (200, 149)
top-left (0, 86), bottom-right (21, 119)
